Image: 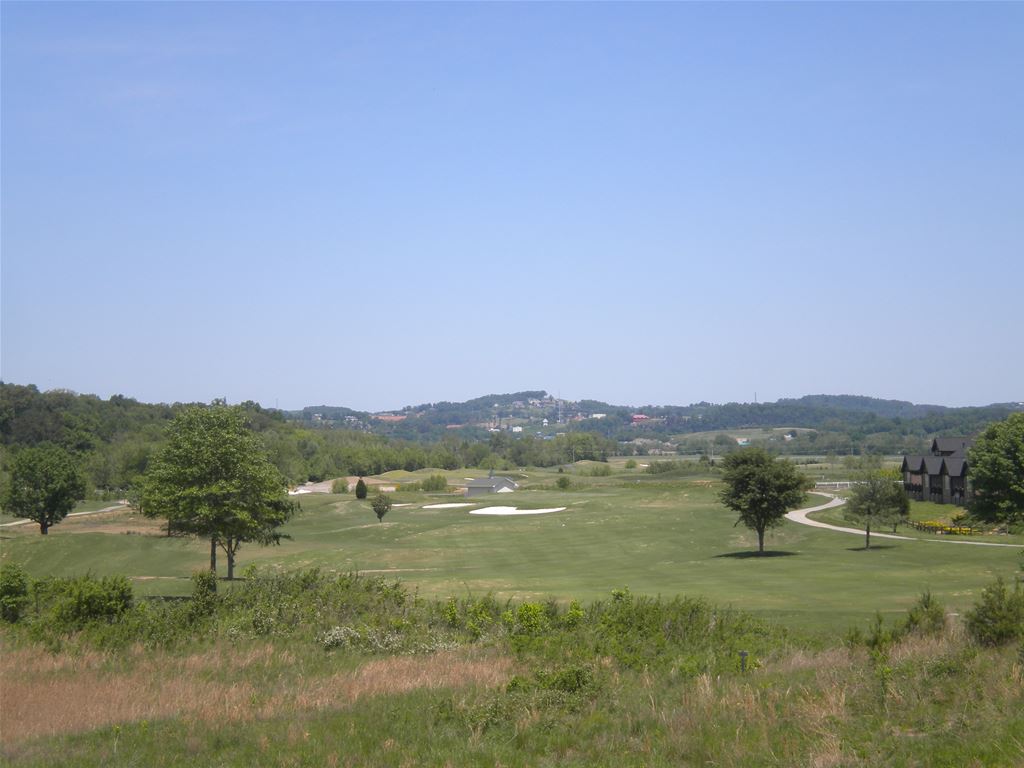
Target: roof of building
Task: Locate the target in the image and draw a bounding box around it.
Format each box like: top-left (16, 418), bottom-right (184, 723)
top-left (902, 455), bottom-right (968, 477)
top-left (943, 457), bottom-right (967, 477)
top-left (931, 437), bottom-right (973, 457)
top-left (466, 476), bottom-right (518, 489)
top-left (902, 456), bottom-right (925, 472)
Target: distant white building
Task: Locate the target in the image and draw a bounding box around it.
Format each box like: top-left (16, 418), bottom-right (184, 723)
top-left (512, 426), bottom-right (523, 433)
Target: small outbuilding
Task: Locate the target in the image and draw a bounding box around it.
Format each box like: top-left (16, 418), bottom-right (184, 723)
top-left (465, 476), bottom-right (519, 498)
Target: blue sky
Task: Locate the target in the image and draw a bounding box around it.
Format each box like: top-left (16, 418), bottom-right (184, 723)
top-left (2, 2), bottom-right (1022, 411)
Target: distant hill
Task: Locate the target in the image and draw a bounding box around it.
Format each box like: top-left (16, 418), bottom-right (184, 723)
top-left (3, 382), bottom-right (1019, 490)
top-left (285, 391), bottom-right (1021, 453)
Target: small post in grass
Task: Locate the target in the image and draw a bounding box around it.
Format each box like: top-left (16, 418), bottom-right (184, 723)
top-left (739, 650), bottom-right (749, 673)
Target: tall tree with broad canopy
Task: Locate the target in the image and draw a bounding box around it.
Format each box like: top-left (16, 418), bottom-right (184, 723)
top-left (1, 445), bottom-right (86, 534)
top-left (719, 448), bottom-right (811, 554)
top-left (140, 406), bottom-right (294, 579)
top-left (968, 413), bottom-right (1024, 527)
top-left (843, 469), bottom-right (910, 549)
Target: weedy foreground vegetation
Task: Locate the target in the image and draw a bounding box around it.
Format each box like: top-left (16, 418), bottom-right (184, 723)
top-left (1, 563), bottom-right (1023, 767)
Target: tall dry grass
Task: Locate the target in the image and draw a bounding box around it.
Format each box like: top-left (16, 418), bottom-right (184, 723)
top-left (0, 643), bottom-right (512, 745)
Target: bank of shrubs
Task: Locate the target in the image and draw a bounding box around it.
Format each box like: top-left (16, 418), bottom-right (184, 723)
top-left (0, 564), bottom-right (784, 678)
top-left (2, 563), bottom-right (1022, 662)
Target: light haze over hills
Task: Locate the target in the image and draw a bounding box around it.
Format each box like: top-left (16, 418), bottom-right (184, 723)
top-left (2, 3), bottom-right (1022, 410)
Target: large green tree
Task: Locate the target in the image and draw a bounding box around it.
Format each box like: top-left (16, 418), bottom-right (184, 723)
top-left (1, 445), bottom-right (86, 534)
top-left (968, 413), bottom-right (1024, 526)
top-left (140, 406), bottom-right (294, 579)
top-left (843, 469), bottom-right (910, 549)
top-left (719, 448), bottom-right (810, 554)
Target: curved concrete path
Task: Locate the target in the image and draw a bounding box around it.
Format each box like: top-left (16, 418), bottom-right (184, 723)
top-left (787, 493), bottom-right (1024, 548)
top-left (0, 503), bottom-right (128, 529)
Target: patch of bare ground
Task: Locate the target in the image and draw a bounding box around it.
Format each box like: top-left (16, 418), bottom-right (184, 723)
top-left (29, 509), bottom-right (167, 537)
top-left (0, 644), bottom-right (512, 746)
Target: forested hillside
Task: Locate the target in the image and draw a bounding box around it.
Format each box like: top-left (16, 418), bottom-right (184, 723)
top-left (0, 384), bottom-right (613, 496)
top-left (2, 382), bottom-right (1018, 498)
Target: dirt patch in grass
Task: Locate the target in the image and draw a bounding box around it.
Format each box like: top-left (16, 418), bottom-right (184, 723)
top-left (0, 645), bottom-right (512, 746)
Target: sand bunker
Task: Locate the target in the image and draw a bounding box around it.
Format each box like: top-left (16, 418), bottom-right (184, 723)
top-left (423, 503), bottom-right (475, 509)
top-left (392, 503), bottom-right (413, 508)
top-left (469, 506), bottom-right (566, 516)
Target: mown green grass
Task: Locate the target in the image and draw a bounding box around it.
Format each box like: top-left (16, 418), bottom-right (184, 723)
top-left (4, 468), bottom-right (1021, 635)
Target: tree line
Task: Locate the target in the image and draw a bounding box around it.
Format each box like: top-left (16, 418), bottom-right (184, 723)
top-left (0, 384), bottom-right (617, 499)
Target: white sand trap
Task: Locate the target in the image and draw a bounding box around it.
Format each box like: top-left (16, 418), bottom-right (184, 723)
top-left (288, 488), bottom-right (313, 495)
top-left (423, 502), bottom-right (475, 509)
top-left (470, 506), bottom-right (566, 516)
top-left (392, 503), bottom-right (413, 508)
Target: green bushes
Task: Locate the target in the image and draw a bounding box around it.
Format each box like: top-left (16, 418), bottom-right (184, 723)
top-left (965, 577), bottom-right (1024, 646)
top-left (644, 460), bottom-right (682, 474)
top-left (331, 478), bottom-right (349, 493)
top-left (2, 566), bottom-right (786, 683)
top-left (642, 460), bottom-right (708, 476)
top-left (848, 592), bottom-right (948, 650)
top-left (354, 478), bottom-right (368, 499)
top-left (420, 474), bottom-right (449, 492)
top-left (33, 574), bottom-right (134, 631)
top-left (0, 563), bottom-right (30, 622)
top-left (848, 582), bottom-right (1024, 650)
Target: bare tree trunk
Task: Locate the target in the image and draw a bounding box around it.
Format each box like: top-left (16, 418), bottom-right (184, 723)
top-left (757, 527), bottom-right (765, 553)
top-left (865, 523), bottom-right (871, 550)
top-left (40, 520), bottom-right (49, 535)
top-left (210, 537), bottom-right (218, 574)
top-left (226, 538), bottom-right (235, 580)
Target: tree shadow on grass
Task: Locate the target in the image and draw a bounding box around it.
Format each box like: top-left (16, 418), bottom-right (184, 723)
top-left (846, 545), bottom-right (899, 552)
top-left (713, 550), bottom-right (799, 559)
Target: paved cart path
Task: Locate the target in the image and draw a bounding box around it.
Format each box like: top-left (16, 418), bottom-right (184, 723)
top-left (787, 493), bottom-right (1024, 548)
top-left (0, 503), bottom-right (128, 528)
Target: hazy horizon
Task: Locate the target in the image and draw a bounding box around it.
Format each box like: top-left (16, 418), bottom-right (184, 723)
top-left (2, 378), bottom-right (1019, 415)
top-left (3, 4), bottom-right (1022, 412)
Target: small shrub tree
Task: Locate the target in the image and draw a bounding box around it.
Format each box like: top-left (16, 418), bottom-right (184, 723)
top-left (331, 478), bottom-right (349, 494)
top-left (556, 476), bottom-right (572, 490)
top-left (965, 577), bottom-right (1024, 646)
top-left (372, 493), bottom-right (392, 523)
top-left (355, 478), bottom-right (368, 500)
top-left (843, 469), bottom-right (910, 549)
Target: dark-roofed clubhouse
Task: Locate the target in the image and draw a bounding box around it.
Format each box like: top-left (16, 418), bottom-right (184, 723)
top-left (901, 437), bottom-right (973, 505)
